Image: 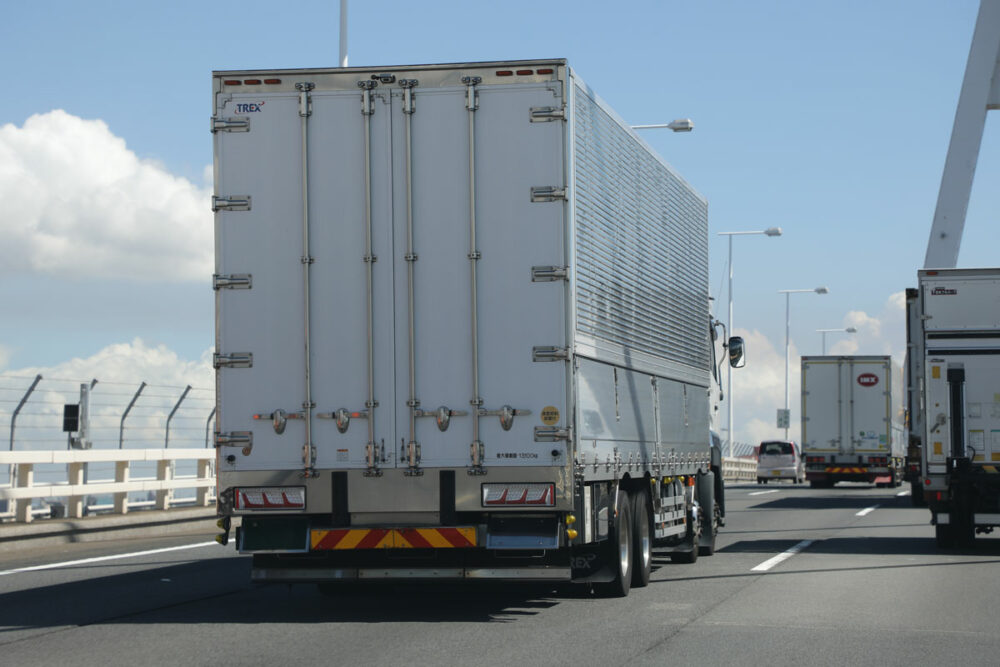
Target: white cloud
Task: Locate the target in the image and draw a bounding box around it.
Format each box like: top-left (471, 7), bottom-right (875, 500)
top-left (0, 110), bottom-right (212, 281)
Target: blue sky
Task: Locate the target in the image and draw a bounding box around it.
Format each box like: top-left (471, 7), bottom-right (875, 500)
top-left (1, 0), bottom-right (996, 446)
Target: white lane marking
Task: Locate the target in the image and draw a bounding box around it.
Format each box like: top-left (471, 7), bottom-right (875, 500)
top-left (856, 505), bottom-right (880, 517)
top-left (896, 490), bottom-right (911, 497)
top-left (751, 540), bottom-right (814, 572)
top-left (748, 490), bottom-right (780, 496)
top-left (0, 541), bottom-right (217, 577)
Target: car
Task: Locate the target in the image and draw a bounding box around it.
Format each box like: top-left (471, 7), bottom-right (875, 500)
top-left (756, 440), bottom-right (805, 484)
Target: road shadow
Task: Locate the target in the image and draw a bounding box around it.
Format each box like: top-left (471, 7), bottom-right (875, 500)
top-left (748, 495), bottom-right (907, 510)
top-left (0, 557), bottom-right (599, 630)
top-left (719, 534), bottom-right (1000, 558)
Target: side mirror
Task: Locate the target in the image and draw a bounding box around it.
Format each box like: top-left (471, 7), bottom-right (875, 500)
top-left (728, 336), bottom-right (746, 368)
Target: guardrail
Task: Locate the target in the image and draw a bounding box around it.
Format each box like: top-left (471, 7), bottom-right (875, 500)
top-left (722, 457), bottom-right (757, 482)
top-left (0, 449), bottom-right (214, 523)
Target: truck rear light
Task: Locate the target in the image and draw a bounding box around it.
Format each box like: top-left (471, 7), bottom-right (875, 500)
top-left (234, 486), bottom-right (305, 511)
top-left (243, 79), bottom-right (261, 85)
top-left (496, 70), bottom-right (514, 76)
top-left (264, 78), bottom-right (282, 84)
top-left (482, 483), bottom-right (555, 507)
top-left (537, 68), bottom-right (554, 74)
top-left (516, 69), bottom-right (533, 75)
top-left (224, 80), bottom-right (242, 86)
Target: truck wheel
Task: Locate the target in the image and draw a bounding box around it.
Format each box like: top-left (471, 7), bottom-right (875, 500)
top-left (809, 480), bottom-right (821, 489)
top-left (596, 489), bottom-right (633, 597)
top-left (696, 471), bottom-right (717, 556)
top-left (910, 480), bottom-right (926, 507)
top-left (631, 489), bottom-right (652, 588)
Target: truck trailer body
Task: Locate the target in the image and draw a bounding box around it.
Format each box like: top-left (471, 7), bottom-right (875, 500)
top-left (211, 59), bottom-right (735, 596)
top-left (801, 356), bottom-right (904, 487)
top-left (910, 268), bottom-right (1000, 547)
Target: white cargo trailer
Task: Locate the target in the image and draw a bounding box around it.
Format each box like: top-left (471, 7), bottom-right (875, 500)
top-left (910, 268), bottom-right (1000, 547)
top-left (211, 60), bottom-right (741, 596)
top-left (801, 356), bottom-right (904, 487)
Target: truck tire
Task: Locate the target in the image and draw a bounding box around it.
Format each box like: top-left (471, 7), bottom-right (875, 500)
top-left (631, 489), bottom-right (652, 588)
top-left (910, 480), bottom-right (926, 507)
top-left (596, 489), bottom-right (633, 597)
top-left (696, 471), bottom-right (717, 556)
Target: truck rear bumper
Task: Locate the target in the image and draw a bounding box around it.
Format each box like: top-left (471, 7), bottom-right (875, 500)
top-left (251, 565), bottom-right (572, 582)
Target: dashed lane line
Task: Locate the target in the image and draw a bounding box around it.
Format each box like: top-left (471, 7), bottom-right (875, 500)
top-left (856, 505), bottom-right (880, 517)
top-left (751, 540), bottom-right (814, 572)
top-left (748, 490), bottom-right (780, 496)
top-left (0, 541), bottom-right (217, 577)
top-left (896, 490), bottom-right (911, 497)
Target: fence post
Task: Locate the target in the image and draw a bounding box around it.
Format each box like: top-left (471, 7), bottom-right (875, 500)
top-left (197, 458), bottom-right (212, 506)
top-left (205, 407), bottom-right (216, 448)
top-left (119, 382), bottom-right (147, 449)
top-left (114, 461), bottom-right (130, 514)
top-left (155, 459), bottom-right (173, 510)
top-left (15, 463), bottom-right (34, 523)
top-left (67, 461), bottom-right (85, 518)
top-left (165, 385), bottom-right (192, 449)
top-left (9, 374), bottom-right (42, 488)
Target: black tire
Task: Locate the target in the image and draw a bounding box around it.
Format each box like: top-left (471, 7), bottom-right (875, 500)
top-left (910, 480), bottom-right (926, 507)
top-left (596, 489), bottom-right (633, 597)
top-left (631, 489), bottom-right (652, 588)
top-left (756, 478), bottom-right (763, 485)
top-left (696, 471), bottom-right (717, 557)
top-left (809, 480), bottom-right (821, 489)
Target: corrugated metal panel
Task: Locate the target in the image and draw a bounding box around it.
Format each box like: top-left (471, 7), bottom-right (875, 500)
top-left (571, 81), bottom-right (709, 374)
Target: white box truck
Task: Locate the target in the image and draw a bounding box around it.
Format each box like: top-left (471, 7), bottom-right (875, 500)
top-left (211, 59), bottom-right (741, 596)
top-left (800, 356), bottom-right (904, 488)
top-left (909, 268), bottom-right (1000, 547)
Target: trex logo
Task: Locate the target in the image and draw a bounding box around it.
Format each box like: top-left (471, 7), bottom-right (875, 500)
top-left (857, 373), bottom-right (879, 387)
top-left (931, 287), bottom-right (957, 295)
top-left (235, 101), bottom-right (265, 113)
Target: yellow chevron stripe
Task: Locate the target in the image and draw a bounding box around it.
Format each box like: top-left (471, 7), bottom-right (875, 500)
top-left (415, 529), bottom-right (454, 548)
top-left (983, 465), bottom-right (998, 474)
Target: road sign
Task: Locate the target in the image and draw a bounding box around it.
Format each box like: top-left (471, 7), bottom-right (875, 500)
top-left (776, 409), bottom-right (790, 429)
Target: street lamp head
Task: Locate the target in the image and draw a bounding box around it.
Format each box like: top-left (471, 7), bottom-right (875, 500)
top-left (815, 286), bottom-right (829, 294)
top-left (846, 326), bottom-right (857, 333)
top-left (667, 118), bottom-right (694, 132)
top-left (764, 227), bottom-right (782, 237)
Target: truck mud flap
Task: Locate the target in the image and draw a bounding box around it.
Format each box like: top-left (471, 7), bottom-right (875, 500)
top-left (568, 543), bottom-right (615, 584)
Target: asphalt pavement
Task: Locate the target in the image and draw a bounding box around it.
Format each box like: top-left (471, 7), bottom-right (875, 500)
top-left (2, 482), bottom-right (998, 666)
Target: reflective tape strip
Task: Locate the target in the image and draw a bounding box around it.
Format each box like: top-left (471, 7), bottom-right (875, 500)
top-left (825, 467), bottom-right (867, 474)
top-left (310, 527), bottom-right (477, 550)
top-left (983, 465), bottom-right (999, 474)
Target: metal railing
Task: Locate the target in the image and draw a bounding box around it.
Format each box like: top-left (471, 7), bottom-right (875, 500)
top-left (0, 449), bottom-right (214, 523)
top-left (722, 456), bottom-right (757, 482)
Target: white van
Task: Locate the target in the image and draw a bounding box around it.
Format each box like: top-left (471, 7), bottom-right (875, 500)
top-left (756, 440), bottom-right (805, 484)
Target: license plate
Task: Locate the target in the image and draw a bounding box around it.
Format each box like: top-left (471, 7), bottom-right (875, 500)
top-left (771, 470), bottom-right (782, 475)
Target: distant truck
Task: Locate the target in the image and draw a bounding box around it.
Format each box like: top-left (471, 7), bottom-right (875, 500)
top-left (909, 269), bottom-right (1000, 547)
top-left (800, 356), bottom-right (904, 488)
top-left (210, 59), bottom-right (743, 596)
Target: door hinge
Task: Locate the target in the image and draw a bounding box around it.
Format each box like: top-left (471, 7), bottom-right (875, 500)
top-left (532, 346), bottom-right (569, 362)
top-left (213, 273), bottom-right (252, 290)
top-left (212, 195), bottom-right (251, 212)
top-left (535, 426), bottom-right (570, 442)
top-left (296, 82), bottom-right (314, 117)
top-left (358, 80), bottom-right (378, 115)
top-left (531, 266), bottom-right (568, 282)
top-left (529, 106), bottom-right (566, 122)
top-left (400, 78), bottom-right (418, 114)
top-left (530, 186), bottom-right (567, 202)
top-left (214, 352), bottom-right (253, 369)
top-left (211, 116), bottom-right (251, 133)
top-left (216, 431), bottom-right (253, 456)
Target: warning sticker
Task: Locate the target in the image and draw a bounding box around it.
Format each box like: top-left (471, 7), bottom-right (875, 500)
top-left (336, 449), bottom-right (349, 462)
top-left (541, 406), bottom-right (560, 425)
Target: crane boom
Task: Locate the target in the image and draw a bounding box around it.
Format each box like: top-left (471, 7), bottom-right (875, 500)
top-left (924, 0), bottom-right (1000, 269)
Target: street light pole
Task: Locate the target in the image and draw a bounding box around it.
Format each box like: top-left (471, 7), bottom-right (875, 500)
top-left (779, 287), bottom-right (829, 440)
top-left (718, 227), bottom-right (782, 457)
top-left (817, 327), bottom-right (857, 354)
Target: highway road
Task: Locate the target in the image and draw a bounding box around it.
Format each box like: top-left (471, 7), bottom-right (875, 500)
top-left (3, 482), bottom-right (999, 666)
